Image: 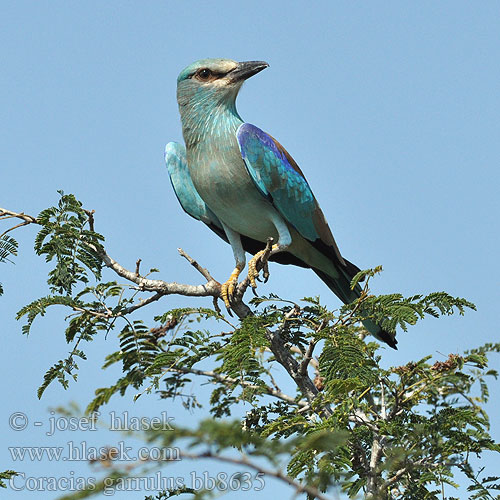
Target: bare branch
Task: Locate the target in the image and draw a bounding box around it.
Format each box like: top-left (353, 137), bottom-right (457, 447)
top-left (178, 450), bottom-right (334, 500)
top-left (96, 247), bottom-right (220, 297)
top-left (0, 208), bottom-right (39, 239)
top-left (167, 366), bottom-right (307, 408)
top-left (135, 259), bottom-right (141, 277)
top-left (178, 247), bottom-right (217, 283)
top-left (0, 208), bottom-right (38, 225)
top-left (0, 220), bottom-right (31, 239)
top-left (299, 339), bottom-right (318, 376)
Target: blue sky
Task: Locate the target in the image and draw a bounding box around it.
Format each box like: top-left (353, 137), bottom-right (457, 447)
top-left (1, 1), bottom-right (500, 498)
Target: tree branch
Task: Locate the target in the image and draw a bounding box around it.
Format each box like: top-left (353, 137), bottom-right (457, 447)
top-left (178, 247), bottom-right (217, 283)
top-left (167, 366), bottom-right (307, 408)
top-left (366, 435), bottom-right (384, 498)
top-left (179, 450), bottom-right (334, 500)
top-left (0, 206), bottom-right (328, 415)
top-left (94, 246), bottom-right (222, 298)
top-left (299, 339), bottom-right (318, 376)
top-left (0, 208), bottom-right (38, 225)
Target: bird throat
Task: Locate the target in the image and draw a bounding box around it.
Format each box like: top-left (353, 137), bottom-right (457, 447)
top-left (179, 88), bottom-right (243, 149)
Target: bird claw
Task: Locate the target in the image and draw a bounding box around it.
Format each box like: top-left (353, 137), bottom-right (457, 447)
top-left (247, 251), bottom-right (264, 289)
top-left (262, 262), bottom-right (270, 283)
top-left (220, 243), bottom-right (278, 309)
top-left (220, 267), bottom-right (242, 309)
top-left (247, 244), bottom-right (278, 290)
top-left (212, 296), bottom-right (222, 316)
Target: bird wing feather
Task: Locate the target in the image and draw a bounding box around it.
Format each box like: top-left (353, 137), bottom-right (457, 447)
top-left (165, 142), bottom-right (222, 229)
top-left (237, 123), bottom-right (348, 268)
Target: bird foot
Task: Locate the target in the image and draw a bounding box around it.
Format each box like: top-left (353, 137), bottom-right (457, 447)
top-left (262, 261), bottom-right (270, 282)
top-left (220, 267), bottom-right (242, 308)
top-left (247, 244), bottom-right (279, 289)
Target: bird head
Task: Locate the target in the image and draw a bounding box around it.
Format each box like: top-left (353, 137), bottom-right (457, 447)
top-left (176, 58), bottom-right (269, 111)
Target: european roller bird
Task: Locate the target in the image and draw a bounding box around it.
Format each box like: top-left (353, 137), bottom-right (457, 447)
top-left (165, 58), bottom-right (397, 349)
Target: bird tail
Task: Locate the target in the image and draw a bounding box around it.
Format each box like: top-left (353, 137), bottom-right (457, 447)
top-left (313, 264), bottom-right (398, 350)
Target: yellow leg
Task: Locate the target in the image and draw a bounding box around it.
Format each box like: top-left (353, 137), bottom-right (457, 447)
top-left (220, 266), bottom-right (243, 308)
top-left (247, 244), bottom-right (279, 288)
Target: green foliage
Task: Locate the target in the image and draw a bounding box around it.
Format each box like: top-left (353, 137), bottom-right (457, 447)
top-left (143, 488), bottom-right (197, 500)
top-left (319, 328), bottom-right (376, 384)
top-left (17, 294), bottom-right (81, 335)
top-left (0, 234), bottom-right (18, 295)
top-left (4, 194), bottom-right (499, 499)
top-left (0, 234), bottom-right (18, 264)
top-left (349, 266), bottom-right (476, 337)
top-left (34, 191), bottom-right (104, 294)
top-left (0, 470), bottom-right (18, 489)
top-left (32, 279), bottom-right (496, 499)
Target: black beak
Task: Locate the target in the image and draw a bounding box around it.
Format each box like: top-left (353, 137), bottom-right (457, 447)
top-left (229, 61), bottom-right (269, 82)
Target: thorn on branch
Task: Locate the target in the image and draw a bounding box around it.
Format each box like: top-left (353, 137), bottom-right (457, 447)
top-left (135, 259), bottom-right (142, 277)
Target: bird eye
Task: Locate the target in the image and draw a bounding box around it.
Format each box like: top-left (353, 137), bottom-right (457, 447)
top-left (197, 69), bottom-right (212, 80)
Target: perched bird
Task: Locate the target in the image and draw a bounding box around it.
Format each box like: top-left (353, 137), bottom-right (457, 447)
top-left (165, 142), bottom-right (314, 268)
top-left (165, 58), bottom-right (397, 349)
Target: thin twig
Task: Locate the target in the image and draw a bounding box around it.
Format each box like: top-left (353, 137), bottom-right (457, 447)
top-left (122, 292), bottom-right (165, 315)
top-left (178, 247), bottom-right (217, 283)
top-left (167, 366), bottom-right (307, 408)
top-left (0, 220), bottom-right (31, 239)
top-left (178, 450), bottom-right (334, 500)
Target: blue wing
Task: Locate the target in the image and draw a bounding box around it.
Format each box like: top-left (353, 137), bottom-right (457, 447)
top-left (237, 123), bottom-right (347, 267)
top-left (165, 142), bottom-right (223, 229)
top-left (236, 126), bottom-right (398, 347)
